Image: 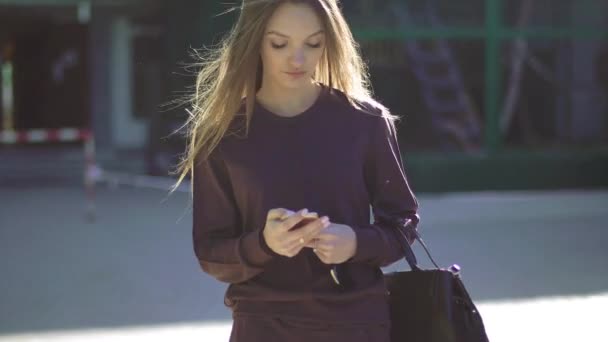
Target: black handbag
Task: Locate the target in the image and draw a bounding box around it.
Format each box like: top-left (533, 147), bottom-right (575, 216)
top-left (384, 219), bottom-right (490, 342)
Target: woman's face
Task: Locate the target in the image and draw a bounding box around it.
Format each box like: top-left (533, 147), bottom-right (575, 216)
top-left (260, 2), bottom-right (326, 90)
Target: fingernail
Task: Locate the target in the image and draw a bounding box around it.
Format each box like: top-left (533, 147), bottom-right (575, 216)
top-left (300, 208), bottom-right (308, 215)
top-left (321, 216), bottom-right (329, 225)
top-left (283, 210), bottom-right (295, 219)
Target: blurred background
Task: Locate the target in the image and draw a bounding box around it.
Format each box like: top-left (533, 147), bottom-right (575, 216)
top-left (0, 0), bottom-right (607, 341)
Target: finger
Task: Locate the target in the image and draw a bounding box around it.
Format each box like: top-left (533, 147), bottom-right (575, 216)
top-left (268, 208), bottom-right (294, 221)
top-left (310, 239), bottom-right (332, 256)
top-left (314, 241), bottom-right (334, 254)
top-left (276, 239), bottom-right (300, 256)
top-left (284, 244), bottom-right (304, 257)
top-left (313, 230), bottom-right (338, 242)
top-left (279, 209), bottom-right (310, 231)
top-left (295, 216), bottom-right (329, 243)
top-left (282, 236), bottom-right (304, 251)
top-left (283, 209), bottom-right (319, 230)
top-left (303, 238), bottom-right (319, 249)
top-left (302, 211), bottom-right (319, 219)
top-left (284, 219), bottom-right (323, 247)
top-left (286, 225), bottom-right (324, 249)
top-left (285, 209), bottom-right (318, 220)
top-left (313, 249), bottom-right (331, 264)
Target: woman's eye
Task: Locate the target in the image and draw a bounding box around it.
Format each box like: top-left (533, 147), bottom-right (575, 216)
top-left (271, 42), bottom-right (287, 49)
top-left (307, 42), bottom-right (322, 49)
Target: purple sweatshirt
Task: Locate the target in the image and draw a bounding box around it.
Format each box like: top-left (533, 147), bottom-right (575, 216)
top-left (192, 85), bottom-right (419, 324)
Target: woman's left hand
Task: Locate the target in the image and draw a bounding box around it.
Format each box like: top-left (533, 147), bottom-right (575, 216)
top-left (305, 222), bottom-right (357, 264)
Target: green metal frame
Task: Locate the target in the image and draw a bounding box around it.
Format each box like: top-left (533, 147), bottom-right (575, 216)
top-left (351, 0), bottom-right (608, 191)
top-left (353, 0), bottom-right (608, 153)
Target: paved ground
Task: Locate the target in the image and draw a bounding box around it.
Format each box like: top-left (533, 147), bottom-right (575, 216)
top-left (0, 184), bottom-right (607, 341)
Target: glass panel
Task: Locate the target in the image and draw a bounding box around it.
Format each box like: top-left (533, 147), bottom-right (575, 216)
top-left (360, 39), bottom-right (485, 153)
top-left (500, 38), bottom-right (608, 148)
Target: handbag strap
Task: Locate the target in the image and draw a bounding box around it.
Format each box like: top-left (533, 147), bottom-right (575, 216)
top-left (395, 218), bottom-right (441, 271)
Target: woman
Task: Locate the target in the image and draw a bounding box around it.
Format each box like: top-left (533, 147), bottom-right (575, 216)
top-left (172, 1), bottom-right (420, 341)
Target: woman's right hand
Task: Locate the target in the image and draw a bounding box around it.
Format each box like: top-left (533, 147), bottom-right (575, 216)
top-left (263, 208), bottom-right (330, 258)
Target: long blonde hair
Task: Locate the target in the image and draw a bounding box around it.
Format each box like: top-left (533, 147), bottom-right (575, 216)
top-left (171, 0), bottom-right (396, 194)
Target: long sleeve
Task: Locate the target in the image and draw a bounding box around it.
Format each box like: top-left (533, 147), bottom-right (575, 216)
top-left (349, 113), bottom-right (420, 267)
top-left (192, 146), bottom-right (277, 284)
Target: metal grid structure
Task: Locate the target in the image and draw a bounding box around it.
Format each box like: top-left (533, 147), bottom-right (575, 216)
top-left (347, 0), bottom-right (608, 153)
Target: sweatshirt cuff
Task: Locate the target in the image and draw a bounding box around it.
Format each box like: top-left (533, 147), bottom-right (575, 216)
top-left (349, 224), bottom-right (385, 264)
top-left (238, 229), bottom-right (277, 268)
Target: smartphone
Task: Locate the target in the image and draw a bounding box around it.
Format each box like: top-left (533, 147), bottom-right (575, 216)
top-left (289, 215), bottom-right (319, 231)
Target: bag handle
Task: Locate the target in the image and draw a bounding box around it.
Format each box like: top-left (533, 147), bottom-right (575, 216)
top-left (395, 218), bottom-right (441, 271)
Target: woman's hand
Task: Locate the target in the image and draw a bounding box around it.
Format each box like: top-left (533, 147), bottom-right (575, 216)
top-left (263, 208), bottom-right (330, 258)
top-left (305, 222), bottom-right (357, 264)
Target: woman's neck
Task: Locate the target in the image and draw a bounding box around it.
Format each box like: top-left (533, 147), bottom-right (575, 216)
top-left (256, 81), bottom-right (321, 117)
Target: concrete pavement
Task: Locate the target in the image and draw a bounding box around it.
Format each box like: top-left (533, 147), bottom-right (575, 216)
top-left (0, 185), bottom-right (607, 340)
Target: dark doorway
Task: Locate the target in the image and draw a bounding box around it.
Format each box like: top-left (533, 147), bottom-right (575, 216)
top-left (0, 6), bottom-right (89, 131)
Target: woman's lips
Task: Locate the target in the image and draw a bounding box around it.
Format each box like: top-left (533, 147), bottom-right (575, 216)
top-left (285, 71), bottom-right (306, 77)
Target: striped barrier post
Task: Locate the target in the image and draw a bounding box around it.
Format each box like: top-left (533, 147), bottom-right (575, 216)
top-left (0, 127), bottom-right (99, 222)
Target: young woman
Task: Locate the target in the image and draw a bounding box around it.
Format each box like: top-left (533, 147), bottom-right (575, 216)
top-left (173, 1), bottom-right (420, 341)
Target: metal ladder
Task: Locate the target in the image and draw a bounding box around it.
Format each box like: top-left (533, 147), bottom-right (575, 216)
top-left (390, 1), bottom-right (481, 151)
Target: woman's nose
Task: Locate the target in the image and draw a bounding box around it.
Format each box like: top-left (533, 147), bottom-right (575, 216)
top-left (290, 48), bottom-right (305, 67)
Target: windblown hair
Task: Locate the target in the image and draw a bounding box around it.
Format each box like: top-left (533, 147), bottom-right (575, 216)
top-left (170, 0), bottom-right (396, 194)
